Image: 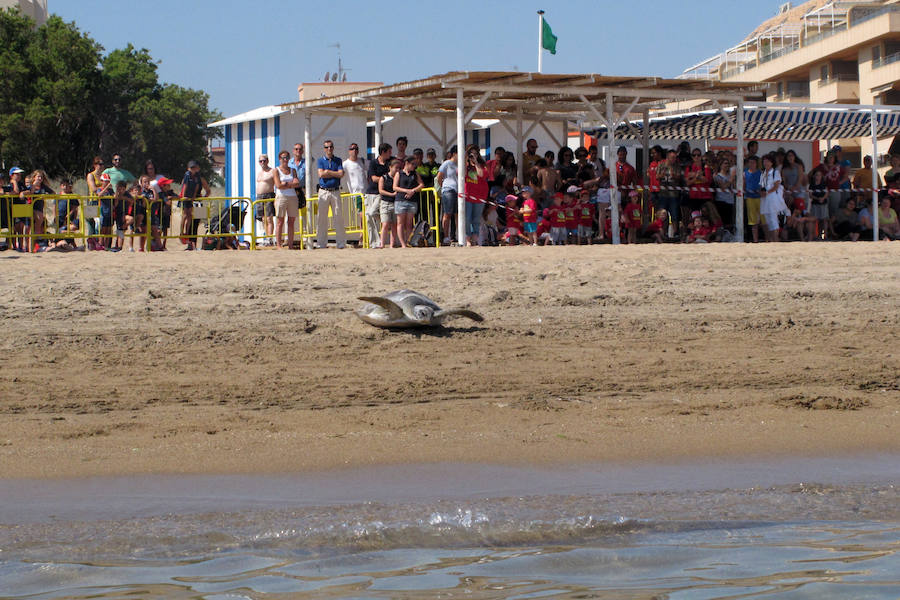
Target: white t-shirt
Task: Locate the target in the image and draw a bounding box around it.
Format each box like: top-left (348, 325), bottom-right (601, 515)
top-left (343, 158), bottom-right (367, 194)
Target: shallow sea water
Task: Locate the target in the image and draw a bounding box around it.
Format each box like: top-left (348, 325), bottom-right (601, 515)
top-left (1, 457), bottom-right (898, 599)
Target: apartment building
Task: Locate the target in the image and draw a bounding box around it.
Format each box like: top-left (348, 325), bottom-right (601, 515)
top-left (680, 0), bottom-right (900, 168)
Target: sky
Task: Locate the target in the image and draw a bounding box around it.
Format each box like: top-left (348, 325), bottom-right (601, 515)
top-left (52, 1), bottom-right (790, 120)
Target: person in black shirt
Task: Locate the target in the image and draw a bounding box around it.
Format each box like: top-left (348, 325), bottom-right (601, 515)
top-left (365, 142), bottom-right (392, 248)
top-left (393, 156), bottom-right (423, 248)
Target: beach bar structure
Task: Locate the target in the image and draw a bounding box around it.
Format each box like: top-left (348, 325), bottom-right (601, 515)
top-left (215, 71), bottom-right (900, 243)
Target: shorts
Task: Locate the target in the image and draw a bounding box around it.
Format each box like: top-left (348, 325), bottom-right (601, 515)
top-left (524, 222), bottom-right (537, 234)
top-left (179, 200), bottom-right (195, 210)
top-left (380, 200), bottom-right (395, 223)
top-left (809, 203), bottom-right (828, 220)
top-left (395, 199), bottom-right (417, 215)
top-left (578, 224), bottom-right (593, 238)
top-left (440, 188), bottom-right (458, 215)
top-left (274, 193), bottom-right (299, 220)
top-left (745, 196), bottom-right (761, 226)
top-left (550, 226), bottom-right (567, 245)
top-left (760, 211), bottom-right (780, 232)
top-left (255, 192), bottom-right (275, 220)
top-left (99, 198), bottom-right (113, 228)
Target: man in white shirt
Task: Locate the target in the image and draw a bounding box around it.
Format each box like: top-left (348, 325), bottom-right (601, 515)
top-left (343, 143), bottom-right (367, 236)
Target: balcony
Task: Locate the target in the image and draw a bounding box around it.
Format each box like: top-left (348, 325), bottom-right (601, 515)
top-left (813, 74), bottom-right (859, 103)
top-left (866, 54), bottom-right (900, 91)
top-left (873, 52), bottom-right (900, 69)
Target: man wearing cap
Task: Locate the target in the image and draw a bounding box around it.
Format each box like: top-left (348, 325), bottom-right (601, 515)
top-left (436, 145), bottom-right (459, 245)
top-left (316, 139), bottom-right (345, 249)
top-left (180, 160), bottom-right (210, 250)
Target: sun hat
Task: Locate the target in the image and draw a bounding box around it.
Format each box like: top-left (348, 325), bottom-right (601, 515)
top-left (100, 173), bottom-right (111, 182)
top-left (9, 167), bottom-right (23, 175)
top-left (566, 185), bottom-right (581, 194)
top-left (505, 194), bottom-right (518, 203)
top-left (691, 210), bottom-right (702, 219)
top-left (157, 177), bottom-right (174, 186)
top-left (521, 186), bottom-right (532, 194)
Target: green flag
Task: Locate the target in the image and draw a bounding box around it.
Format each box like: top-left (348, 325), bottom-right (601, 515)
top-left (541, 16), bottom-right (558, 55)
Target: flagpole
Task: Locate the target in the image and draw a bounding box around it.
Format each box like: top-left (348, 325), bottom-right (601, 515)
top-left (537, 10), bottom-right (544, 73)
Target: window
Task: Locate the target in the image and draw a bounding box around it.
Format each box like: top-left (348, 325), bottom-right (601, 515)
top-left (873, 44), bottom-right (882, 64)
top-left (777, 82), bottom-right (784, 98)
top-left (820, 64), bottom-right (829, 81)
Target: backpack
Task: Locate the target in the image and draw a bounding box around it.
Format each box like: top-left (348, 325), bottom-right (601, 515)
top-left (408, 220), bottom-right (434, 247)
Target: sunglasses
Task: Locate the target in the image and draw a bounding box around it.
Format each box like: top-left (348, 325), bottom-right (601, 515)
top-left (323, 145), bottom-right (334, 149)
top-left (349, 147), bottom-right (359, 151)
top-left (259, 159), bottom-right (268, 163)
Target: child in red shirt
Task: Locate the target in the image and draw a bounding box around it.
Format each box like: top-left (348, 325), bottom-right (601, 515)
top-left (642, 208), bottom-right (667, 244)
top-left (622, 190), bottom-right (642, 244)
top-left (520, 186), bottom-right (538, 245)
top-left (505, 194), bottom-right (524, 245)
top-left (564, 189), bottom-right (579, 243)
top-left (687, 215), bottom-right (712, 243)
top-left (577, 191), bottom-right (594, 244)
top-left (548, 194), bottom-right (568, 245)
top-left (537, 208), bottom-right (552, 245)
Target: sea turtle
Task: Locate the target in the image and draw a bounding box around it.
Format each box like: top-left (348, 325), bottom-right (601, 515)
top-left (356, 289), bottom-right (484, 329)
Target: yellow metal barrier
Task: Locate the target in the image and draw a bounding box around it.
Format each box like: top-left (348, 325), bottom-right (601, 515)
top-left (300, 192), bottom-right (367, 249)
top-left (146, 196), bottom-right (251, 250)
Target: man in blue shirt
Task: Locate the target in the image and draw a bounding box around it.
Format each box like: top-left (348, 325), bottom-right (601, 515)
top-left (316, 140), bottom-right (345, 249)
top-left (744, 156), bottom-right (762, 243)
top-left (289, 143), bottom-right (311, 248)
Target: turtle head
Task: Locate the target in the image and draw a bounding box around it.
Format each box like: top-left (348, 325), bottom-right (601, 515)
top-left (412, 304), bottom-right (435, 324)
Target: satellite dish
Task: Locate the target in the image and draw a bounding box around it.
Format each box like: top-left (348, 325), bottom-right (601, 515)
top-left (324, 71), bottom-right (331, 82)
top-left (331, 72), bottom-right (338, 82)
top-left (342, 73), bottom-right (347, 82)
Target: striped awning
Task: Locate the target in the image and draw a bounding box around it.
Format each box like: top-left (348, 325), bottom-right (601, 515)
top-left (592, 105), bottom-right (900, 141)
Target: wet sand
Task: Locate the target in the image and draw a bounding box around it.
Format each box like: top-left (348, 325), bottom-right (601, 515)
top-left (0, 243), bottom-right (898, 479)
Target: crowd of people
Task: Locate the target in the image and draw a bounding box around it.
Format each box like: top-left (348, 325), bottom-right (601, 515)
top-left (0, 154), bottom-right (210, 252)
top-left (3, 137), bottom-right (900, 252)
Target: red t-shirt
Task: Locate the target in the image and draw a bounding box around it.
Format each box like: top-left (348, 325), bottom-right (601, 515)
top-left (793, 197), bottom-right (807, 213)
top-left (521, 198), bottom-right (537, 223)
top-left (506, 205), bottom-right (523, 229)
top-left (464, 167), bottom-right (488, 204)
top-left (689, 226), bottom-right (714, 242)
top-left (824, 165), bottom-right (844, 190)
top-left (646, 217), bottom-right (665, 234)
top-left (564, 204), bottom-right (578, 229)
top-left (578, 201), bottom-right (594, 227)
top-left (685, 164), bottom-right (713, 200)
top-left (615, 161), bottom-right (637, 189)
top-left (548, 205), bottom-right (567, 228)
top-left (623, 201), bottom-right (642, 228)
top-left (536, 218), bottom-right (551, 237)
top-left (604, 217), bottom-right (613, 239)
top-left (648, 160), bottom-right (660, 191)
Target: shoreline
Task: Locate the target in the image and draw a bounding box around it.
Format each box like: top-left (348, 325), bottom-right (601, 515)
top-left (1, 243), bottom-right (898, 480)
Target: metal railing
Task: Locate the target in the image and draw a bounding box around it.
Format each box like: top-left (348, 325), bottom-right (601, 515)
top-left (817, 73), bottom-right (860, 86)
top-left (873, 52), bottom-right (900, 69)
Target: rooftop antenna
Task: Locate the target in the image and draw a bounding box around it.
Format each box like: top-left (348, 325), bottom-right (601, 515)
top-left (324, 71), bottom-right (331, 82)
top-left (327, 42), bottom-right (350, 82)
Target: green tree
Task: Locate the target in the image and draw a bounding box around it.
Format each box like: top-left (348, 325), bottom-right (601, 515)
top-left (0, 9), bottom-right (221, 182)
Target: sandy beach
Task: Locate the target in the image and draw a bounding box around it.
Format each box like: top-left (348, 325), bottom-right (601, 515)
top-left (0, 243), bottom-right (898, 479)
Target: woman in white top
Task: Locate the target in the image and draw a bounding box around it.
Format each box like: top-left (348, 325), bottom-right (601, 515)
top-left (760, 154), bottom-right (789, 242)
top-left (273, 150), bottom-right (300, 249)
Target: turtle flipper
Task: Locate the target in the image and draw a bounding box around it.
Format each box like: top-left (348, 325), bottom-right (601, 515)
top-left (358, 296), bottom-right (406, 321)
top-left (434, 309), bottom-right (484, 323)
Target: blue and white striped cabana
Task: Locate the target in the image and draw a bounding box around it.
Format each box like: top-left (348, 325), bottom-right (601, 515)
top-left (592, 103), bottom-right (900, 142)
